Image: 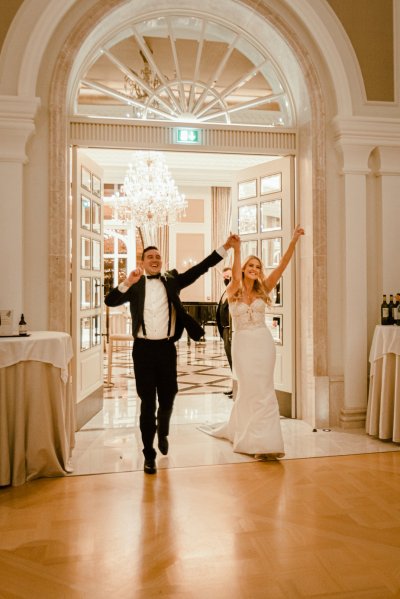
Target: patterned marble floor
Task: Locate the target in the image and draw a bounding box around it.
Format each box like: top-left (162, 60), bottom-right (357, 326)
top-left (69, 336), bottom-right (400, 476)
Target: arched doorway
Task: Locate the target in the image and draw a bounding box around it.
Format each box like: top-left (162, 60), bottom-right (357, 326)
top-left (47, 0), bottom-right (327, 428)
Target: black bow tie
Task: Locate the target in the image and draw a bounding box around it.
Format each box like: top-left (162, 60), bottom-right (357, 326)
top-left (147, 273), bottom-right (161, 280)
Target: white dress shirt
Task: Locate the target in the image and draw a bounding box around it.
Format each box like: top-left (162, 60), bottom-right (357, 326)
top-left (118, 246), bottom-right (227, 340)
top-left (138, 278), bottom-right (176, 339)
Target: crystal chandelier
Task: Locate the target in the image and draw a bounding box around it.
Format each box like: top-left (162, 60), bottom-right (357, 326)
top-left (112, 152), bottom-right (187, 228)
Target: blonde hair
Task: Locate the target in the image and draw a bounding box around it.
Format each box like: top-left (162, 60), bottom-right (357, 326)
top-left (231, 255), bottom-right (271, 305)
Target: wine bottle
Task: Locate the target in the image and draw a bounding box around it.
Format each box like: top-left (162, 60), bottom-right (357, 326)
top-left (18, 313), bottom-right (28, 336)
top-left (381, 295), bottom-right (389, 325)
top-left (396, 293), bottom-right (400, 326)
top-left (393, 294), bottom-right (399, 325)
top-left (388, 294), bottom-right (394, 325)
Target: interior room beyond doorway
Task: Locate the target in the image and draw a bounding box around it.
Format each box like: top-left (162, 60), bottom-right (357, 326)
top-left (77, 148), bottom-right (294, 441)
top-left (81, 147), bottom-right (294, 411)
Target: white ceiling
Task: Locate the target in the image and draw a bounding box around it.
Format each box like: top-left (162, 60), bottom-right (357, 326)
top-left (81, 148), bottom-right (278, 186)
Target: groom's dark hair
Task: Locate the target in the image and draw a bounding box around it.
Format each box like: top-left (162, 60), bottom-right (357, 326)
top-left (141, 246), bottom-right (159, 260)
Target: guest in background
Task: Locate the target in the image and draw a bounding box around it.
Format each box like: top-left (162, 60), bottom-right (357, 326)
top-left (216, 266), bottom-right (233, 397)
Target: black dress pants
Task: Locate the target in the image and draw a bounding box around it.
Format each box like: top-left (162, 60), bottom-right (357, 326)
top-left (132, 338), bottom-right (178, 460)
top-left (222, 327), bottom-right (232, 370)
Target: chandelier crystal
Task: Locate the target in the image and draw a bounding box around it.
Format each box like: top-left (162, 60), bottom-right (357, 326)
top-left (113, 152), bottom-right (187, 228)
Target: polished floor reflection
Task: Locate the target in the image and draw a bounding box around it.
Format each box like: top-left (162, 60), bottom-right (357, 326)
top-left (70, 337), bottom-right (400, 476)
top-left (3, 338), bottom-right (400, 598)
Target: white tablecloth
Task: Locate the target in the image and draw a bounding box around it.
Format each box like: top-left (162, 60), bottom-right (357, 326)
top-left (0, 331), bottom-right (75, 486)
top-left (366, 325), bottom-right (400, 442)
top-left (0, 331), bottom-right (73, 383)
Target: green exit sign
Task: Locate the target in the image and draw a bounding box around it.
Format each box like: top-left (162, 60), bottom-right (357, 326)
top-left (174, 127), bottom-right (202, 144)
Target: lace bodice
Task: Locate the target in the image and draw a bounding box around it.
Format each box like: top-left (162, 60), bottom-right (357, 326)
top-left (229, 299), bottom-right (267, 331)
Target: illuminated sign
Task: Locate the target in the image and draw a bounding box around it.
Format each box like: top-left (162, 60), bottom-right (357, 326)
top-left (174, 128), bottom-right (202, 144)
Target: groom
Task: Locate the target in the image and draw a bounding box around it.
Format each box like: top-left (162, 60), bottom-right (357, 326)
top-left (104, 235), bottom-right (237, 474)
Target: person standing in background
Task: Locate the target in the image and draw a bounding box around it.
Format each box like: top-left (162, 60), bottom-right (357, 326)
top-left (216, 266), bottom-right (233, 397)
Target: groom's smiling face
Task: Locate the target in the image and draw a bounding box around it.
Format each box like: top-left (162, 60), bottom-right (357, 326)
top-left (142, 249), bottom-right (162, 275)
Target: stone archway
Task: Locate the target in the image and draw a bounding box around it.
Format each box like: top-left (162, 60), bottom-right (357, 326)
top-left (47, 0), bottom-right (327, 423)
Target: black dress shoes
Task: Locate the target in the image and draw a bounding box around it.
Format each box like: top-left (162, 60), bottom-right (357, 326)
top-left (223, 390), bottom-right (233, 397)
top-left (144, 459), bottom-right (157, 474)
top-left (158, 436), bottom-right (169, 455)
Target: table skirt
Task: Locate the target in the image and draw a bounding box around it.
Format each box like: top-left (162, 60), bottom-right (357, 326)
top-left (366, 353), bottom-right (400, 442)
top-left (0, 360), bottom-right (75, 486)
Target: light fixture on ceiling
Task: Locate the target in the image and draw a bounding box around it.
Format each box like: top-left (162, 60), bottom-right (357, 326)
top-left (112, 151), bottom-right (187, 229)
top-left (124, 50), bottom-right (163, 119)
top-left (124, 51), bottom-right (161, 99)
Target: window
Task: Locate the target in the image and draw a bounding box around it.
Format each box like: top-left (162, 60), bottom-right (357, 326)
top-left (76, 16), bottom-right (292, 127)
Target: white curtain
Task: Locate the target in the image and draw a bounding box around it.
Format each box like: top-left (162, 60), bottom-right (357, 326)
top-left (211, 186), bottom-right (232, 302)
top-left (157, 225), bottom-right (169, 270)
top-left (139, 224), bottom-right (157, 248)
top-left (139, 225), bottom-right (169, 270)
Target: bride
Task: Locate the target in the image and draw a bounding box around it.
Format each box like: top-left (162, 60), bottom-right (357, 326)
top-left (202, 226), bottom-right (304, 459)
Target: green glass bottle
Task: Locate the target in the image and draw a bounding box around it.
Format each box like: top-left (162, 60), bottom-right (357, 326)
top-left (380, 295), bottom-right (389, 325)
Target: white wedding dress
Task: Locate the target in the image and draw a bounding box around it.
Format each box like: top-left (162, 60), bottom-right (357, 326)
top-left (201, 299), bottom-right (284, 457)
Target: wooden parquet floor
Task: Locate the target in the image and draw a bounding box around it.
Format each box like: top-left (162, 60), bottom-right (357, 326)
top-left (1, 452), bottom-right (400, 599)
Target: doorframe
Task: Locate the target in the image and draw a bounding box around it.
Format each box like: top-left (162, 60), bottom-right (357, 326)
top-left (74, 143), bottom-right (298, 418)
top-left (65, 132), bottom-right (305, 424)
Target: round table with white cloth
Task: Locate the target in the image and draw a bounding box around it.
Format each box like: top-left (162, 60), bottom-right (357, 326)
top-left (0, 331), bottom-right (75, 486)
top-left (366, 325), bottom-right (400, 443)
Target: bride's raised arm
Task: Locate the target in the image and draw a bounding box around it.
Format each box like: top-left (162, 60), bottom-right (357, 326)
top-left (226, 235), bottom-right (241, 299)
top-left (263, 225), bottom-right (304, 292)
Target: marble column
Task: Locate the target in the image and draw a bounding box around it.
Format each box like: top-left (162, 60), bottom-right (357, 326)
top-left (0, 95), bottom-right (40, 326)
top-left (376, 147), bottom-right (400, 295)
top-left (337, 143), bottom-right (374, 428)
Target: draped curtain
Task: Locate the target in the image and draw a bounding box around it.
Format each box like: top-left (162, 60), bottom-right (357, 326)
top-left (157, 225), bottom-right (169, 270)
top-left (139, 225), bottom-right (169, 270)
top-left (211, 186), bottom-right (232, 302)
top-left (139, 224), bottom-right (156, 248)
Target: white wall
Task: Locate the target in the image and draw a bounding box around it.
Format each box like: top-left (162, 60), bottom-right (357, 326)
top-left (0, 162), bottom-right (23, 326)
top-left (23, 106), bottom-right (50, 330)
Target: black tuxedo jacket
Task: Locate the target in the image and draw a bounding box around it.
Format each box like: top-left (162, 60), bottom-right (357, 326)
top-left (105, 250), bottom-right (223, 342)
top-left (216, 291), bottom-right (230, 339)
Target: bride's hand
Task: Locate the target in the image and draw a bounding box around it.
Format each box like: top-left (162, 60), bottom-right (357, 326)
top-left (231, 235), bottom-right (241, 250)
top-left (292, 225), bottom-right (304, 243)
